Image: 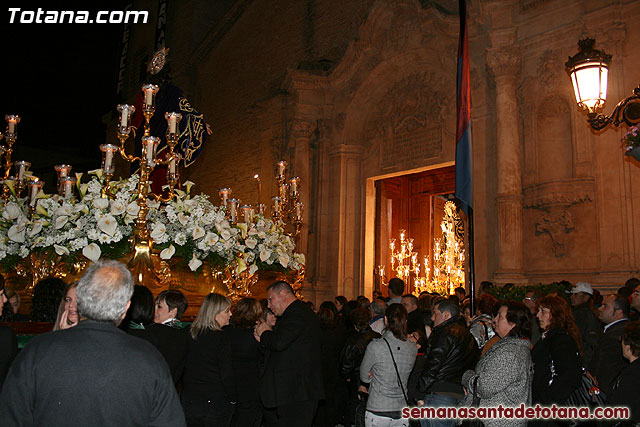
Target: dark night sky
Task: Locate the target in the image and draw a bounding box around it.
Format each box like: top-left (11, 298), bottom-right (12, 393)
top-left (1, 1), bottom-right (134, 192)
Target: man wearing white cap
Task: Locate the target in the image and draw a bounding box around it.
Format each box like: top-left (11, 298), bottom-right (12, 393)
top-left (568, 281), bottom-right (602, 368)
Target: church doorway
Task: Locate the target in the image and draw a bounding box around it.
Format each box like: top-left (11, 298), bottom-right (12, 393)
top-left (370, 165), bottom-right (467, 297)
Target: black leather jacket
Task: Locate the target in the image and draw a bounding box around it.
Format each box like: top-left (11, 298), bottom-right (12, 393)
top-left (339, 327), bottom-right (381, 393)
top-left (410, 315), bottom-right (479, 399)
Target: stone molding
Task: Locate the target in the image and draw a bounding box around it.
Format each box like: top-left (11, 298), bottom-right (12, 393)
top-left (523, 178), bottom-right (594, 209)
top-left (535, 210), bottom-right (575, 257)
top-left (291, 119), bottom-right (316, 139)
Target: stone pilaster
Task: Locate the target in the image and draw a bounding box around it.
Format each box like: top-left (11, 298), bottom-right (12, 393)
top-left (487, 46), bottom-right (525, 282)
top-left (290, 118), bottom-right (315, 259)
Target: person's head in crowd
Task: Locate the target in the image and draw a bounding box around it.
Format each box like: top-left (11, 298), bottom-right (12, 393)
top-left (618, 286), bottom-right (632, 299)
top-left (190, 292), bottom-right (231, 339)
top-left (372, 290), bottom-right (383, 300)
top-left (568, 281), bottom-right (593, 307)
top-left (448, 294), bottom-right (460, 305)
top-left (631, 285), bottom-right (640, 312)
top-left (154, 289), bottom-right (188, 324)
top-left (317, 307), bottom-right (336, 329)
top-left (31, 277), bottom-right (67, 322)
top-left (232, 298), bottom-right (263, 329)
top-left (356, 295), bottom-right (371, 310)
top-left (351, 307), bottom-right (372, 332)
top-left (598, 294), bottom-right (630, 325)
top-left (260, 299), bottom-right (277, 327)
top-left (5, 288), bottom-right (19, 314)
top-left (522, 289), bottom-right (543, 314)
top-left (0, 275), bottom-right (5, 305)
top-left (461, 300), bottom-right (472, 326)
top-left (454, 286), bottom-right (466, 302)
top-left (54, 282), bottom-right (80, 331)
top-left (592, 289), bottom-right (603, 308)
top-left (418, 293), bottom-right (434, 313)
top-left (0, 275), bottom-right (11, 322)
top-left (475, 293), bottom-right (498, 317)
top-left (76, 261), bottom-right (134, 325)
top-left (305, 300), bottom-right (316, 312)
top-left (479, 281), bottom-right (493, 296)
top-left (537, 295), bottom-right (582, 353)
top-left (385, 303), bottom-right (408, 340)
top-left (621, 321), bottom-right (640, 363)
top-left (494, 301), bottom-right (532, 339)
top-left (432, 299), bottom-right (460, 328)
top-left (125, 285), bottom-right (154, 326)
top-left (335, 295), bottom-right (347, 312)
top-left (266, 281), bottom-right (297, 317)
top-left (388, 278), bottom-right (405, 299)
top-left (401, 294), bottom-right (418, 314)
top-left (319, 300), bottom-right (339, 318)
top-left (370, 298), bottom-right (386, 319)
top-left (624, 277), bottom-right (640, 293)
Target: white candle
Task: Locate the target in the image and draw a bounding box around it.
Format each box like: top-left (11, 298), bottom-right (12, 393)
top-left (272, 197), bottom-right (280, 213)
top-left (277, 161), bottom-right (286, 177)
top-left (63, 180), bottom-right (73, 199)
top-left (295, 202), bottom-right (303, 221)
top-left (120, 110), bottom-right (128, 128)
top-left (144, 89), bottom-right (153, 106)
top-left (168, 115), bottom-right (177, 133)
top-left (17, 165), bottom-right (25, 181)
top-left (30, 181), bottom-right (41, 206)
top-left (169, 157), bottom-right (176, 175)
top-left (8, 120), bottom-right (15, 134)
top-left (290, 177), bottom-right (299, 197)
top-left (104, 150), bottom-right (113, 171)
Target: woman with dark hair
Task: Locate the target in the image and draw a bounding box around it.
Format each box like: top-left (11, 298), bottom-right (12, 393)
top-left (461, 301), bottom-right (534, 427)
top-left (31, 277), bottom-right (67, 322)
top-left (182, 293), bottom-right (236, 426)
top-left (531, 295), bottom-right (582, 408)
top-left (226, 298), bottom-right (263, 427)
top-left (122, 285), bottom-right (155, 331)
top-left (360, 303), bottom-right (417, 427)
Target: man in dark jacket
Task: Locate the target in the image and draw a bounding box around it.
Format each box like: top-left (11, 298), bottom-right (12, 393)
top-left (590, 294), bottom-right (630, 394)
top-left (0, 260), bottom-right (185, 427)
top-left (410, 299), bottom-right (479, 427)
top-left (255, 281), bottom-right (324, 427)
top-left (568, 281), bottom-right (602, 368)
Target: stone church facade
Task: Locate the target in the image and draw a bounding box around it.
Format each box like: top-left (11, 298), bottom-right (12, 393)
top-left (122, 0), bottom-right (640, 302)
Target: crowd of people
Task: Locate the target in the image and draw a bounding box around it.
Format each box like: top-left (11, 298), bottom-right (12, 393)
top-left (1, 267), bottom-right (640, 427)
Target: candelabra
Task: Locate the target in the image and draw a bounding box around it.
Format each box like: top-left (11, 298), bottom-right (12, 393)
top-left (217, 160), bottom-right (302, 237)
top-left (100, 83), bottom-right (183, 284)
top-left (389, 229), bottom-right (420, 288)
top-left (431, 201), bottom-right (465, 295)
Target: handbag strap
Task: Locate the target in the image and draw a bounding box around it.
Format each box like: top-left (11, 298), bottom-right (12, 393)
top-left (382, 337), bottom-right (410, 405)
top-left (471, 375), bottom-right (481, 406)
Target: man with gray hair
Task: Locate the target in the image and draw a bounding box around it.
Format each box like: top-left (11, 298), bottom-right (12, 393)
top-left (369, 298), bottom-right (386, 334)
top-left (0, 260), bottom-right (185, 426)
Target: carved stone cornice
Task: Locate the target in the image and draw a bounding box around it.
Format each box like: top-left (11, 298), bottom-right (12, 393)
top-left (523, 179), bottom-right (595, 209)
top-left (487, 47), bottom-right (521, 79)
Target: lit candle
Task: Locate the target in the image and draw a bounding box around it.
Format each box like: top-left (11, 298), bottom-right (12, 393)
top-left (168, 114), bottom-right (177, 133)
top-left (241, 205), bottom-right (252, 223)
top-left (6, 115), bottom-right (19, 134)
top-left (276, 160), bottom-right (287, 178)
top-left (141, 84), bottom-right (159, 108)
top-left (290, 177), bottom-right (299, 197)
top-left (389, 238), bottom-right (396, 252)
top-left (142, 136), bottom-right (159, 166)
top-left (62, 177), bottom-right (76, 199)
top-left (14, 161), bottom-right (30, 182)
top-left (399, 229), bottom-right (406, 242)
top-left (168, 155), bottom-right (177, 176)
top-left (100, 144), bottom-right (117, 173)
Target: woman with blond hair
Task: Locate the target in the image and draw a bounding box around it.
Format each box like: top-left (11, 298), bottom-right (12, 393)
top-left (182, 293), bottom-right (236, 426)
top-left (53, 282), bottom-right (79, 331)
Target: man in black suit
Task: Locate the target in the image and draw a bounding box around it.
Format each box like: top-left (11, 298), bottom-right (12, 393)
top-left (589, 293), bottom-right (630, 394)
top-left (255, 281), bottom-right (324, 427)
top-left (0, 260), bottom-right (185, 426)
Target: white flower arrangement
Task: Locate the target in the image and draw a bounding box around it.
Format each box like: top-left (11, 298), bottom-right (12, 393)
top-left (0, 173), bottom-right (304, 276)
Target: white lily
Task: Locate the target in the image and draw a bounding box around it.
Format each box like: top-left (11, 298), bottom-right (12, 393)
top-left (93, 198), bottom-right (109, 210)
top-left (220, 229), bottom-right (231, 241)
top-left (126, 202), bottom-right (140, 216)
top-left (178, 212), bottom-right (190, 226)
top-left (54, 244), bottom-right (69, 256)
top-left (188, 255), bottom-right (202, 272)
top-left (146, 199), bottom-right (160, 209)
top-left (245, 237), bottom-right (258, 250)
top-left (260, 249), bottom-right (271, 262)
top-left (54, 216), bottom-right (69, 230)
top-left (278, 253), bottom-right (290, 268)
top-left (7, 224), bottom-right (25, 243)
top-left (192, 226), bottom-right (205, 240)
top-left (98, 214), bottom-right (118, 236)
top-left (160, 244), bottom-right (176, 260)
top-left (3, 202), bottom-right (22, 220)
top-left (203, 232), bottom-right (219, 246)
top-left (110, 200), bottom-right (126, 216)
top-left (82, 243), bottom-right (101, 262)
top-left (150, 222), bottom-right (167, 240)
